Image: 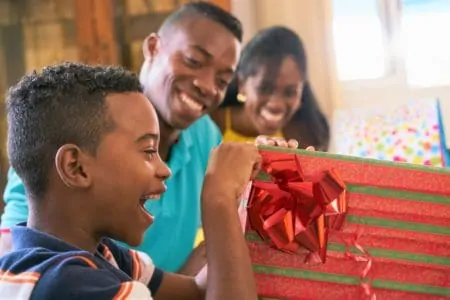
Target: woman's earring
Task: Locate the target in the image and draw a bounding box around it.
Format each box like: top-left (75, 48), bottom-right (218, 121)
top-left (237, 93), bottom-right (247, 103)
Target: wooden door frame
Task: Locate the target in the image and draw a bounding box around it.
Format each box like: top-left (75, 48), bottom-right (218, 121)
top-left (73, 0), bottom-right (231, 66)
top-left (74, 0), bottom-right (119, 65)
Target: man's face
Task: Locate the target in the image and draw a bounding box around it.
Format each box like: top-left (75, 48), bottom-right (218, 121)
top-left (89, 92), bottom-right (171, 246)
top-left (141, 17), bottom-right (241, 130)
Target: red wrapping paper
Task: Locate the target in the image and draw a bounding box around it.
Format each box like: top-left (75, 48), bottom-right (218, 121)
top-left (242, 147), bottom-right (450, 300)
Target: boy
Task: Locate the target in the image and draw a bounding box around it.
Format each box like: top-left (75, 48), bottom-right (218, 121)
top-left (0, 62), bottom-right (258, 299)
top-left (1, 1), bottom-right (243, 274)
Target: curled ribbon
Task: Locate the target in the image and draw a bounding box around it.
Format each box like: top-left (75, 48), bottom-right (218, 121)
top-left (247, 151), bottom-right (347, 263)
top-left (342, 228), bottom-right (377, 300)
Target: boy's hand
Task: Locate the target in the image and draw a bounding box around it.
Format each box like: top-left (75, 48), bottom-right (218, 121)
top-left (200, 142), bottom-right (259, 300)
top-left (203, 142), bottom-right (261, 202)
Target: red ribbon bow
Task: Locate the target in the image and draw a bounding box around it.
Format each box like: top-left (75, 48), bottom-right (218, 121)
top-left (247, 150), bottom-right (347, 263)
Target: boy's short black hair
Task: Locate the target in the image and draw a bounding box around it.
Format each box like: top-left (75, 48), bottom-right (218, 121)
top-left (7, 62), bottom-right (143, 198)
top-left (159, 2), bottom-right (243, 42)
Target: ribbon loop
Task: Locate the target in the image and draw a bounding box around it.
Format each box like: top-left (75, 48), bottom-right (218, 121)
top-left (247, 151), bottom-right (348, 263)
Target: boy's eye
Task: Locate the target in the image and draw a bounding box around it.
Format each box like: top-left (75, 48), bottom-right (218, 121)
top-left (144, 149), bottom-right (157, 160)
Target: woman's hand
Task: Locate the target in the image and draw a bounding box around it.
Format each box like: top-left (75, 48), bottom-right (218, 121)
top-left (255, 135), bottom-right (315, 151)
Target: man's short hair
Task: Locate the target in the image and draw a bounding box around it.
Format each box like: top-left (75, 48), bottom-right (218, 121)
top-left (7, 62), bottom-right (143, 198)
top-left (160, 2), bottom-right (243, 42)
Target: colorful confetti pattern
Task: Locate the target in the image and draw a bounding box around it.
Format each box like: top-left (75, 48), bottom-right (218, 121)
top-left (333, 99), bottom-right (444, 167)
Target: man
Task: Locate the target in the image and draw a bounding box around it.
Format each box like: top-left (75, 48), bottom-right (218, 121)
top-left (0, 62), bottom-right (257, 299)
top-left (0, 2), bottom-right (242, 274)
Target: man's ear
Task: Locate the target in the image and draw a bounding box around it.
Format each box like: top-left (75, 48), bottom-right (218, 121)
top-left (143, 33), bottom-right (160, 60)
top-left (54, 144), bottom-right (92, 189)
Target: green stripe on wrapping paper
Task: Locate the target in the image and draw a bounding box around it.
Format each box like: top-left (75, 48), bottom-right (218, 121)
top-left (346, 184), bottom-right (450, 205)
top-left (253, 264), bottom-right (450, 296)
top-left (257, 145), bottom-right (450, 175)
top-left (347, 215), bottom-right (450, 236)
top-left (327, 244), bottom-right (450, 266)
top-left (255, 172), bottom-right (271, 182)
top-left (246, 233), bottom-right (450, 266)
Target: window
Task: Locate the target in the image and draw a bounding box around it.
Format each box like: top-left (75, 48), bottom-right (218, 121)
top-left (401, 0), bottom-right (450, 87)
top-left (332, 0), bottom-right (450, 87)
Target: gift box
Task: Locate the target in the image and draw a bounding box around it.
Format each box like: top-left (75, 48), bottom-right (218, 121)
top-left (242, 146), bottom-right (450, 300)
top-left (333, 98), bottom-right (447, 167)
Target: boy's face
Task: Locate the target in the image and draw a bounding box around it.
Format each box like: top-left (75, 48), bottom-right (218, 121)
top-left (88, 92), bottom-right (171, 246)
top-left (141, 16), bottom-right (241, 130)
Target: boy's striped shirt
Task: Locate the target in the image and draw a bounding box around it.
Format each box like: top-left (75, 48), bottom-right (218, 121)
top-left (0, 224), bottom-right (163, 299)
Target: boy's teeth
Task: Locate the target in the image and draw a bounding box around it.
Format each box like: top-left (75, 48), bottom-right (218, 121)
top-left (180, 93), bottom-right (203, 111)
top-left (261, 109), bottom-right (283, 122)
top-left (142, 194), bottom-right (161, 200)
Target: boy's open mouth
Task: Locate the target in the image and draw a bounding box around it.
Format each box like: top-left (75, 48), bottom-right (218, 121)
top-left (138, 195), bottom-right (162, 225)
top-left (139, 194), bottom-right (161, 207)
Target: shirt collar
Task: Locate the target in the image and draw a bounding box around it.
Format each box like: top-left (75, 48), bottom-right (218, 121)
top-left (166, 126), bottom-right (193, 176)
top-left (12, 223), bottom-right (91, 253)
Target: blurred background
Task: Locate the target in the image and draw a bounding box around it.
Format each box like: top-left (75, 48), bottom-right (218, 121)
top-left (0, 0), bottom-right (450, 206)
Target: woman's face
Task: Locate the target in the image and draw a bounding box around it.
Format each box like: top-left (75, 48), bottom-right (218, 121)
top-left (240, 55), bottom-right (304, 135)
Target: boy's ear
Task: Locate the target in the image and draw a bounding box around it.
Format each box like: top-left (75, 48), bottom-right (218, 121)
top-left (54, 144), bottom-right (92, 189)
top-left (143, 33), bottom-right (160, 60)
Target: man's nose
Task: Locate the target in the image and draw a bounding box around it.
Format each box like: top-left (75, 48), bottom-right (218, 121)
top-left (193, 76), bottom-right (218, 98)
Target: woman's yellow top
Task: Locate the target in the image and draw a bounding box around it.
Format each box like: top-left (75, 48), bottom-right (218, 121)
top-left (193, 108), bottom-right (283, 248)
top-left (221, 108), bottom-right (282, 143)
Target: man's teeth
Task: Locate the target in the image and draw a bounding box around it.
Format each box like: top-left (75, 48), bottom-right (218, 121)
top-left (180, 93), bottom-right (203, 112)
top-left (261, 109), bottom-right (284, 122)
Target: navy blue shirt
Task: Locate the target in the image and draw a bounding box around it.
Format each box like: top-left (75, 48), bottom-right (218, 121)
top-left (0, 224), bottom-right (163, 299)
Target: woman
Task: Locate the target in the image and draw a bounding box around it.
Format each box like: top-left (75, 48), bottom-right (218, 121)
top-left (211, 26), bottom-right (330, 151)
